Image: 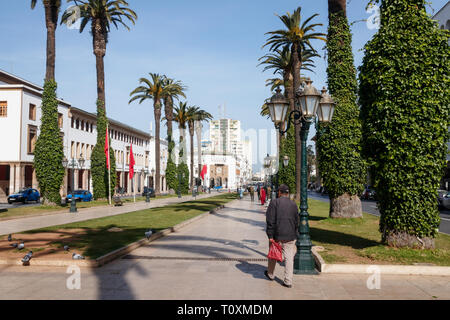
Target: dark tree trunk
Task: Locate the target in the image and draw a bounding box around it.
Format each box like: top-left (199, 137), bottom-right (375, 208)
top-left (154, 104), bottom-right (162, 195)
top-left (328, 0), bottom-right (347, 15)
top-left (164, 97), bottom-right (174, 144)
top-left (292, 42), bottom-right (302, 201)
top-left (92, 19), bottom-right (107, 106)
top-left (44, 1), bottom-right (59, 81)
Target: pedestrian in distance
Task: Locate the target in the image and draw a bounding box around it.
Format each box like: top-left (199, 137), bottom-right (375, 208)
top-left (260, 187), bottom-right (266, 206)
top-left (257, 185), bottom-right (261, 201)
top-left (264, 184), bottom-right (299, 288)
top-left (249, 186), bottom-right (255, 202)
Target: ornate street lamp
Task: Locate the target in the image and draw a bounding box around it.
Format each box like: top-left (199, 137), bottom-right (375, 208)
top-left (283, 155), bottom-right (290, 168)
top-left (63, 154), bottom-right (85, 213)
top-left (267, 79), bottom-right (335, 275)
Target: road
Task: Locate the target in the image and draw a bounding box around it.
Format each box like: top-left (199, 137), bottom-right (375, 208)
top-left (308, 191), bottom-right (450, 235)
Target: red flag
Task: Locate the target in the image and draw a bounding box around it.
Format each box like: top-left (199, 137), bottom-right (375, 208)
top-left (129, 144), bottom-right (135, 179)
top-left (104, 129), bottom-right (110, 169)
top-left (200, 165), bottom-right (207, 180)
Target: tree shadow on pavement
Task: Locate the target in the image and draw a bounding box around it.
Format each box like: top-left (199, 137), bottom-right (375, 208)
top-left (309, 227), bottom-right (380, 249)
top-left (235, 261), bottom-right (268, 280)
top-left (213, 212), bottom-right (266, 230)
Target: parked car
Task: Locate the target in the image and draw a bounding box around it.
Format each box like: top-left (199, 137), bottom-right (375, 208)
top-left (440, 191), bottom-right (450, 210)
top-left (66, 190), bottom-right (93, 203)
top-left (361, 186), bottom-right (376, 200)
top-left (7, 188), bottom-right (40, 204)
top-left (438, 190), bottom-right (448, 209)
top-left (142, 187), bottom-right (156, 198)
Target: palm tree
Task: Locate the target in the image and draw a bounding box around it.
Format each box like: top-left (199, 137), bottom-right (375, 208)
top-left (129, 73), bottom-right (179, 196)
top-left (162, 77), bottom-right (187, 159)
top-left (263, 7), bottom-right (325, 199)
top-left (31, 0), bottom-right (61, 81)
top-left (192, 109), bottom-right (213, 189)
top-left (62, 0), bottom-right (137, 107)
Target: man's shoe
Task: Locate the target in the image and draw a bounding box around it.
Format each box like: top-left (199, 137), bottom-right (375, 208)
top-left (264, 270), bottom-right (274, 281)
top-left (282, 283), bottom-right (292, 288)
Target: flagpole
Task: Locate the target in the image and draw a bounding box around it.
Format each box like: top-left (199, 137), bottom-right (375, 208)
top-left (107, 124), bottom-right (112, 206)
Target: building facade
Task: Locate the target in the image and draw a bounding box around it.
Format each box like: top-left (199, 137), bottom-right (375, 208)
top-left (0, 70), bottom-right (168, 202)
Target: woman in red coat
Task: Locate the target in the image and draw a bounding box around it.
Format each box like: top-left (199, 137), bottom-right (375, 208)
top-left (260, 187), bottom-right (266, 205)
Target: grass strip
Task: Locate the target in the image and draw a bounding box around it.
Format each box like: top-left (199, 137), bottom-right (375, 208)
top-left (18, 193), bottom-right (236, 259)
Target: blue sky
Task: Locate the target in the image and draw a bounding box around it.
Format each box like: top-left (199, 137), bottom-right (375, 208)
top-left (0, 0), bottom-right (447, 170)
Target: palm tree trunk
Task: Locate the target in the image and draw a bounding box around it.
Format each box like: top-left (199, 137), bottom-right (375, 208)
top-left (189, 123), bottom-right (195, 190)
top-left (196, 121), bottom-right (202, 185)
top-left (154, 104), bottom-right (162, 196)
top-left (164, 96), bottom-right (174, 156)
top-left (328, 0), bottom-right (346, 15)
top-left (93, 19), bottom-right (106, 105)
top-left (292, 42), bottom-right (302, 201)
top-left (44, 2), bottom-right (58, 81)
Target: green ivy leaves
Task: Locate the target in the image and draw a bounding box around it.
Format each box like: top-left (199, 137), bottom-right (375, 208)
top-left (359, 0), bottom-right (449, 239)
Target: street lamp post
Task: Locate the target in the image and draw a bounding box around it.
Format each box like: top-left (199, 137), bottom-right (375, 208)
top-left (267, 81), bottom-right (335, 275)
top-left (62, 155), bottom-right (85, 213)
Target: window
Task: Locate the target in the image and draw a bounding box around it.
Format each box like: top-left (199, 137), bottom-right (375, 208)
top-left (0, 101), bottom-right (7, 117)
top-left (29, 104), bottom-right (36, 121)
top-left (58, 113), bottom-right (63, 129)
top-left (27, 125), bottom-right (37, 154)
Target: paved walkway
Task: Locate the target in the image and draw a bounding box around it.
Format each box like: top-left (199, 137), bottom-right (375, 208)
top-left (0, 197), bottom-right (449, 300)
top-left (0, 193), bottom-right (219, 236)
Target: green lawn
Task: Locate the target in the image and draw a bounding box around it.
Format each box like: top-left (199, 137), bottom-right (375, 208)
top-left (307, 199), bottom-right (450, 266)
top-left (0, 194), bottom-right (178, 221)
top-left (20, 193), bottom-right (237, 259)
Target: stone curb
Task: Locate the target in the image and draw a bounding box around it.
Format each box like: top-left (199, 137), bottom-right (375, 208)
top-left (311, 247), bottom-right (450, 276)
top-left (0, 204), bottom-right (227, 268)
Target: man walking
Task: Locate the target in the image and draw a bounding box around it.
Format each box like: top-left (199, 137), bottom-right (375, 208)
top-left (249, 185), bottom-right (255, 202)
top-left (264, 184), bottom-right (299, 288)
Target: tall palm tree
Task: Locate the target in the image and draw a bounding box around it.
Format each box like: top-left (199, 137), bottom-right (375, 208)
top-left (192, 109), bottom-right (213, 189)
top-left (129, 73), bottom-right (178, 196)
top-left (62, 0), bottom-right (137, 107)
top-left (162, 77), bottom-right (187, 159)
top-left (263, 7), bottom-right (325, 199)
top-left (31, 0), bottom-right (61, 81)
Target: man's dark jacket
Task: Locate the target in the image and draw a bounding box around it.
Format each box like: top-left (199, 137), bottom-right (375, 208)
top-left (266, 197), bottom-right (299, 241)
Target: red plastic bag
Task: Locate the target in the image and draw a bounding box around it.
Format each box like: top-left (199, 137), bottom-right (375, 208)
top-left (268, 241), bottom-right (283, 262)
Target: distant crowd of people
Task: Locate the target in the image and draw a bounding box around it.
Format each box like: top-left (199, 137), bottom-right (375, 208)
top-left (247, 184), bottom-right (272, 206)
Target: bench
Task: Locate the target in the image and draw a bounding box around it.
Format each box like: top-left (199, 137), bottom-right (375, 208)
top-left (113, 196), bottom-right (123, 207)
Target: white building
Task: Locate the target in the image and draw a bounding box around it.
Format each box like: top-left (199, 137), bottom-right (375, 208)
top-left (0, 70), bottom-right (169, 202)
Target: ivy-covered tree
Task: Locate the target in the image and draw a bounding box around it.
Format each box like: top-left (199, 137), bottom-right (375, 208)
top-left (91, 101), bottom-right (116, 199)
top-left (166, 157), bottom-right (178, 192)
top-left (31, 0), bottom-right (65, 205)
top-left (34, 81), bottom-right (65, 204)
top-left (317, 0), bottom-right (366, 218)
top-left (278, 125), bottom-right (296, 197)
top-left (359, 0), bottom-right (449, 248)
top-left (177, 162), bottom-right (190, 194)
